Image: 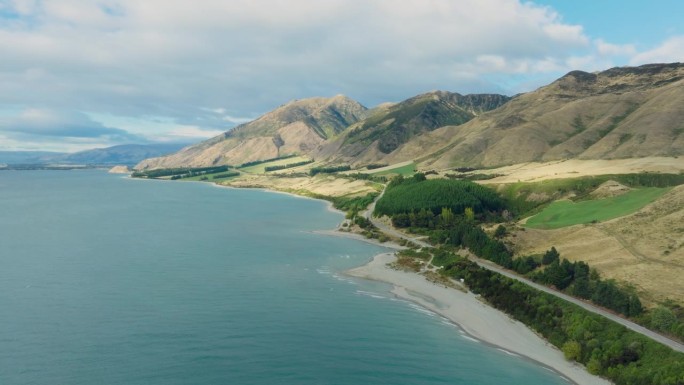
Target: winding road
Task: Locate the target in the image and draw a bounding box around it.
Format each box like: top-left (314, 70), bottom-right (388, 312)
top-left (363, 191), bottom-right (684, 353)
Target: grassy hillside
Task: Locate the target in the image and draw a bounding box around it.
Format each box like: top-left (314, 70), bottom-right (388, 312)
top-left (379, 63), bottom-right (684, 169)
top-left (316, 91), bottom-right (509, 165)
top-left (136, 95), bottom-right (367, 170)
top-left (136, 64), bottom-right (684, 173)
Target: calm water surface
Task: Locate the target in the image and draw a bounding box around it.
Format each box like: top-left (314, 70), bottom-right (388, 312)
top-left (0, 170), bottom-right (568, 385)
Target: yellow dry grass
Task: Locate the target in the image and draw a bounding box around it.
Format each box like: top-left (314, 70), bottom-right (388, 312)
top-left (476, 157), bottom-right (684, 184)
top-left (221, 174), bottom-right (381, 198)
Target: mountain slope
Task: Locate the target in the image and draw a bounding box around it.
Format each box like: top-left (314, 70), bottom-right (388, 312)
top-left (398, 63), bottom-right (684, 169)
top-left (0, 144), bottom-right (186, 165)
top-left (136, 95), bottom-right (367, 169)
top-left (315, 91), bottom-right (510, 165)
top-left (137, 63), bottom-right (684, 171)
top-left (57, 144), bottom-right (187, 165)
top-left (0, 151), bottom-right (66, 164)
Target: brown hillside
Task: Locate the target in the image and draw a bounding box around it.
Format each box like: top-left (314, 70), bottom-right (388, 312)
top-left (136, 63), bottom-right (684, 171)
top-left (316, 91), bottom-right (510, 166)
top-left (380, 63), bottom-right (684, 169)
top-left (135, 95), bottom-right (366, 169)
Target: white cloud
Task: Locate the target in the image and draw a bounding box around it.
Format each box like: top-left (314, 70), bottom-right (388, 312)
top-left (5, 0), bottom-right (39, 15)
top-left (222, 115), bottom-right (252, 124)
top-left (630, 36), bottom-right (684, 65)
top-left (164, 125), bottom-right (224, 140)
top-left (0, 108), bottom-right (138, 139)
top-left (0, 0), bottom-right (657, 151)
top-left (0, 132), bottom-right (133, 153)
top-left (595, 39), bottom-right (636, 57)
top-left (201, 107), bottom-right (254, 124)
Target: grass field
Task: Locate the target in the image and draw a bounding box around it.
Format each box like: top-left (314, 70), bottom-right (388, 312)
top-left (369, 161), bottom-right (416, 176)
top-left (525, 187), bottom-right (670, 229)
top-left (239, 156), bottom-right (311, 174)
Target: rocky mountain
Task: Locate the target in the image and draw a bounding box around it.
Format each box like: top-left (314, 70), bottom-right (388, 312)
top-left (136, 95), bottom-right (367, 169)
top-left (390, 63), bottom-right (684, 169)
top-left (315, 91), bottom-right (510, 165)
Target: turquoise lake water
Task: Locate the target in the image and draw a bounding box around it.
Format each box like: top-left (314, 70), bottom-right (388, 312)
top-left (0, 170), bottom-right (569, 384)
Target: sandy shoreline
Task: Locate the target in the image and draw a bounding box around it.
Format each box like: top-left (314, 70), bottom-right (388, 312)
top-left (141, 176), bottom-right (610, 383)
top-left (346, 253), bottom-right (613, 385)
top-left (215, 181), bottom-right (611, 384)
top-left (312, 229), bottom-right (406, 250)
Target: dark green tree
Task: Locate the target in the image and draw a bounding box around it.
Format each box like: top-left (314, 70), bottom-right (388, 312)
top-left (542, 247), bottom-right (560, 265)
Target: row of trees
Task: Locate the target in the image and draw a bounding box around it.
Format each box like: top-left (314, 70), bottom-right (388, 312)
top-left (212, 172), bottom-right (240, 179)
top-left (309, 165), bottom-right (351, 176)
top-left (432, 252), bottom-right (684, 385)
top-left (429, 219), bottom-right (515, 268)
top-left (427, 216), bottom-right (643, 317)
top-left (264, 159), bottom-right (314, 172)
top-left (532, 247), bottom-right (643, 317)
top-left (238, 154), bottom-right (297, 168)
top-left (133, 165), bottom-right (231, 179)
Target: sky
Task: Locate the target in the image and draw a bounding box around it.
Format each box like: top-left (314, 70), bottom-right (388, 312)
top-left (0, 0), bottom-right (683, 152)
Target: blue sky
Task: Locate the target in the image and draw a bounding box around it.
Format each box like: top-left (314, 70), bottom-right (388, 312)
top-left (533, 0), bottom-right (684, 47)
top-left (0, 0), bottom-right (682, 152)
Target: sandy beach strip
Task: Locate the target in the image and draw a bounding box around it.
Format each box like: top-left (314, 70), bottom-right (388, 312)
top-left (312, 229), bottom-right (406, 250)
top-left (347, 253), bottom-right (613, 385)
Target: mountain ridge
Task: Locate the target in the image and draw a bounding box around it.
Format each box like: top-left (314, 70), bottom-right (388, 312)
top-left (0, 143), bottom-right (187, 165)
top-left (136, 95), bottom-right (367, 169)
top-left (387, 62), bottom-right (684, 169)
top-left (136, 62), bottom-right (684, 171)
top-left (318, 91), bottom-right (510, 163)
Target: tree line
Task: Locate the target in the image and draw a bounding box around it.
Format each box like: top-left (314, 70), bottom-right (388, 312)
top-left (133, 165), bottom-right (231, 179)
top-left (264, 159), bottom-right (314, 172)
top-left (238, 154), bottom-right (298, 168)
top-left (212, 171), bottom-right (240, 179)
top-left (431, 251), bottom-right (684, 385)
top-left (374, 176), bottom-right (644, 318)
top-left (309, 165), bottom-right (351, 176)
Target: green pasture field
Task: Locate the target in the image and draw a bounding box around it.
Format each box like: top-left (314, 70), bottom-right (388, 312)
top-left (525, 187), bottom-right (670, 229)
top-left (369, 162), bottom-right (416, 177)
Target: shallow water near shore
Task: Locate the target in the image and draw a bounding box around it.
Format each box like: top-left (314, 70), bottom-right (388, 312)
top-left (0, 170), bottom-right (568, 385)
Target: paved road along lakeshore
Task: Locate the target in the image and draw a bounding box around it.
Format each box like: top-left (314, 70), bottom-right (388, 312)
top-left (363, 192), bottom-right (684, 353)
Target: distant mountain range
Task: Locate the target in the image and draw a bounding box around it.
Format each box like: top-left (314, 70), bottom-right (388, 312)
top-left (137, 62), bottom-right (684, 170)
top-left (0, 143), bottom-right (188, 165)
